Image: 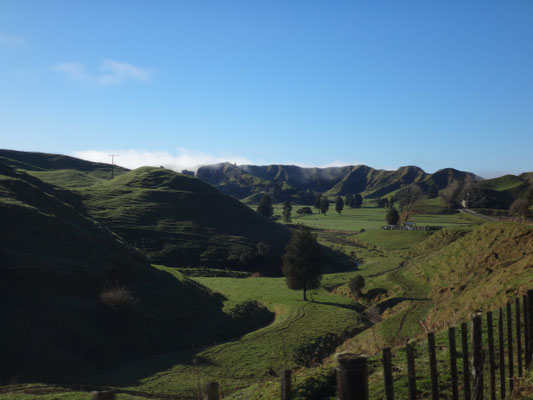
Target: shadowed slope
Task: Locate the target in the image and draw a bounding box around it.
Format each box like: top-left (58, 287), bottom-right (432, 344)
top-left (0, 163), bottom-right (256, 383)
top-left (78, 167), bottom-right (291, 272)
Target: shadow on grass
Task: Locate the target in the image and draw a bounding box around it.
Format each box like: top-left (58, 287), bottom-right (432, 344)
top-left (310, 300), bottom-right (365, 312)
top-left (374, 296), bottom-right (431, 314)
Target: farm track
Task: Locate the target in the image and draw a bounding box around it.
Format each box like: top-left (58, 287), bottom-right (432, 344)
top-left (78, 301), bottom-right (314, 398)
top-left (387, 267), bottom-right (430, 338)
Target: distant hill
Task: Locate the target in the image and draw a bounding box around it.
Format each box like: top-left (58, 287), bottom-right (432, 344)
top-left (0, 149), bottom-right (128, 188)
top-left (0, 162), bottom-right (256, 382)
top-left (196, 162), bottom-right (479, 202)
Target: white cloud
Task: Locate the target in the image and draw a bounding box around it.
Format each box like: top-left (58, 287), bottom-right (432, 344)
top-left (0, 34), bottom-right (27, 47)
top-left (97, 60), bottom-right (151, 85)
top-left (53, 62), bottom-right (88, 81)
top-left (53, 60), bottom-right (151, 85)
top-left (72, 148), bottom-right (253, 172)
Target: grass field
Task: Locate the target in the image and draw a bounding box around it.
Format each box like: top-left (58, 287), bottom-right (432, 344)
top-left (82, 265), bottom-right (368, 398)
top-left (5, 191), bottom-right (530, 399)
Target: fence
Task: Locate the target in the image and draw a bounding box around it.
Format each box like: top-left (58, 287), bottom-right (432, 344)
top-left (192, 289), bottom-right (533, 400)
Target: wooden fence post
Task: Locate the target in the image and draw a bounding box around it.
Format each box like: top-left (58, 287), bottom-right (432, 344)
top-left (382, 347), bottom-right (394, 400)
top-left (281, 369), bottom-right (292, 400)
top-left (406, 340), bottom-right (417, 400)
top-left (506, 303), bottom-right (514, 392)
top-left (487, 311), bottom-right (496, 400)
top-left (524, 294), bottom-right (530, 370)
top-left (449, 327), bottom-right (459, 400)
top-left (471, 314), bottom-right (483, 400)
top-left (498, 308), bottom-right (506, 400)
top-left (527, 290), bottom-right (533, 368)
top-left (205, 382), bottom-right (221, 400)
top-left (462, 322), bottom-right (471, 400)
top-left (336, 353), bottom-right (368, 400)
top-left (428, 332), bottom-right (439, 400)
top-left (516, 298), bottom-right (522, 378)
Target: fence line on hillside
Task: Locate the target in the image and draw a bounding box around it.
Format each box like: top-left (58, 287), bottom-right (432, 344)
top-left (194, 289), bottom-right (533, 400)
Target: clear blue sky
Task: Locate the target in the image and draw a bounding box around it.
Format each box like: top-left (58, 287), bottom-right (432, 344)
top-left (1, 1), bottom-right (532, 177)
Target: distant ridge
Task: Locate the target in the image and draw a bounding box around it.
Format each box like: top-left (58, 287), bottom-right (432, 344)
top-left (196, 162), bottom-right (480, 200)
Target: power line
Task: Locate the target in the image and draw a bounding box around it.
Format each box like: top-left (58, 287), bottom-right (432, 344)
top-left (108, 154), bottom-right (119, 179)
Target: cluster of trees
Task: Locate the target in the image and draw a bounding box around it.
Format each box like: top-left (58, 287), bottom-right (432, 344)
top-left (376, 197), bottom-right (394, 208)
top-left (344, 193), bottom-right (363, 208)
top-left (313, 195), bottom-right (330, 215)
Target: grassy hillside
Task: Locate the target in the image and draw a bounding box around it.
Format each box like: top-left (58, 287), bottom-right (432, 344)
top-left (77, 167), bottom-right (291, 272)
top-left (0, 150), bottom-right (292, 273)
top-left (0, 163), bottom-right (265, 383)
top-left (0, 149), bottom-right (128, 188)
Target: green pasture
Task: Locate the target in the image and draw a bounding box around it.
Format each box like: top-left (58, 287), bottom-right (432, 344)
top-left (83, 266), bottom-right (366, 397)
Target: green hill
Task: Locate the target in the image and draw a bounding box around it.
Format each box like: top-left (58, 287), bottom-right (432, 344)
top-left (77, 166), bottom-right (291, 272)
top-left (0, 163), bottom-right (262, 383)
top-left (0, 149), bottom-right (128, 188)
top-left (0, 150), bottom-right (291, 273)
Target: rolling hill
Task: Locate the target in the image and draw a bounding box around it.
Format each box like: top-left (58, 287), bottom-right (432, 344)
top-left (0, 149), bottom-right (128, 188)
top-left (0, 150), bottom-right (292, 273)
top-left (0, 162), bottom-right (261, 382)
top-left (76, 166), bottom-right (291, 272)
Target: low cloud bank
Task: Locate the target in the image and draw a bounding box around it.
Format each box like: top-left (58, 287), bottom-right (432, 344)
top-left (72, 148), bottom-right (253, 172)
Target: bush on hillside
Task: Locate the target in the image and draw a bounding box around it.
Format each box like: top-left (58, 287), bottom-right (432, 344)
top-left (297, 207), bottom-right (313, 215)
top-left (509, 199), bottom-right (530, 217)
top-left (229, 300), bottom-right (274, 331)
top-left (348, 275), bottom-right (366, 299)
top-left (100, 286), bottom-right (137, 313)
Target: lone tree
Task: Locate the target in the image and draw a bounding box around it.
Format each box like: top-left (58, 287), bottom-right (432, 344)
top-left (335, 196), bottom-right (344, 215)
top-left (386, 206), bottom-right (400, 225)
top-left (282, 226), bottom-right (323, 301)
top-left (320, 197), bottom-right (330, 215)
top-left (348, 275), bottom-right (366, 299)
top-left (282, 200), bottom-right (292, 223)
top-left (257, 194), bottom-right (273, 218)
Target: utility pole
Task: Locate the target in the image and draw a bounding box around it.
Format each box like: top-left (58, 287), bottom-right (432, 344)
top-left (108, 154), bottom-right (119, 179)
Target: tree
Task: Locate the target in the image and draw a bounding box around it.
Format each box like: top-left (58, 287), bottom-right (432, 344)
top-left (314, 194), bottom-right (322, 214)
top-left (257, 194), bottom-right (273, 218)
top-left (335, 196), bottom-right (344, 215)
top-left (386, 206), bottom-right (400, 225)
top-left (282, 200), bottom-right (292, 223)
top-left (509, 199), bottom-right (530, 218)
top-left (377, 197), bottom-right (389, 208)
top-left (350, 193), bottom-right (362, 208)
top-left (320, 197), bottom-right (330, 215)
top-left (282, 226), bottom-right (323, 301)
top-left (348, 275), bottom-right (366, 299)
top-left (345, 193), bottom-right (353, 208)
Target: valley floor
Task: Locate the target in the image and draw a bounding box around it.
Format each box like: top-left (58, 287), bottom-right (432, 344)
top-left (3, 206), bottom-right (533, 399)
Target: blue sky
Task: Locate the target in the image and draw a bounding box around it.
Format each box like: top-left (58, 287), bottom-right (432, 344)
top-left (1, 1), bottom-right (532, 177)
